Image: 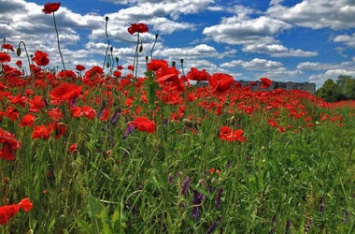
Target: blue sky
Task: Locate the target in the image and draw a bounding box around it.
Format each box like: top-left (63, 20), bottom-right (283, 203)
top-left (1, 0), bottom-right (355, 88)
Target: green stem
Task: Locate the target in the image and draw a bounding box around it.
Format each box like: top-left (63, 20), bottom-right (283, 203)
top-left (52, 12), bottom-right (66, 71)
top-left (103, 17), bottom-right (110, 72)
top-left (150, 34), bottom-right (158, 60)
top-left (17, 41), bottom-right (34, 79)
top-left (133, 33), bottom-right (140, 78)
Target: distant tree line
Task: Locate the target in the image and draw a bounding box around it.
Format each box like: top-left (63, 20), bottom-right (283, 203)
top-left (316, 75), bottom-right (355, 102)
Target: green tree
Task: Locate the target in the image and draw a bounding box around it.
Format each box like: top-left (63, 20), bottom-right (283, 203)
top-left (337, 75), bottom-right (355, 100)
top-left (316, 78), bottom-right (344, 102)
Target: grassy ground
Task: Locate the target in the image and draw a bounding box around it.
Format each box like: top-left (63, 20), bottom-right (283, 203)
top-left (0, 72), bottom-right (354, 233)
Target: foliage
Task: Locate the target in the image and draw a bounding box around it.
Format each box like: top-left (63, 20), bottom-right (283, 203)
top-left (317, 75), bottom-right (355, 102)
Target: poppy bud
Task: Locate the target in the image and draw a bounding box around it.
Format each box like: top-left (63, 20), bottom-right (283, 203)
top-left (106, 61), bottom-right (110, 68)
top-left (105, 16), bottom-right (109, 21)
top-left (115, 57), bottom-right (119, 63)
top-left (172, 61), bottom-right (176, 67)
top-left (139, 42), bottom-right (143, 53)
top-left (183, 119), bottom-right (193, 128)
top-left (155, 33), bottom-right (159, 40)
top-left (113, 164), bottom-right (119, 175)
top-left (110, 46), bottom-right (113, 52)
top-left (180, 58), bottom-right (184, 64)
top-left (16, 47), bottom-right (21, 56)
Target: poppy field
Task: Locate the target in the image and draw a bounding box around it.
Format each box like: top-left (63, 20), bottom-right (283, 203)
top-left (1, 2), bottom-right (355, 234)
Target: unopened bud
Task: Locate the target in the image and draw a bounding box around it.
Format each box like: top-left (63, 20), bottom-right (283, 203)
top-left (106, 61), bottom-right (110, 68)
top-left (105, 16), bottom-right (109, 21)
top-left (139, 42), bottom-right (143, 53)
top-left (172, 61), bottom-right (176, 67)
top-left (16, 47), bottom-right (21, 56)
top-left (115, 57), bottom-right (119, 63)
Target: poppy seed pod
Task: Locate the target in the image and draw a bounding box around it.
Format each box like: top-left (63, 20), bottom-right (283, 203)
top-left (139, 41), bottom-right (143, 53)
top-left (16, 47), bottom-right (21, 56)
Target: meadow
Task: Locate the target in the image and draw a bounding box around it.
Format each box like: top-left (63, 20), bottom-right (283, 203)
top-left (1, 2), bottom-right (355, 233)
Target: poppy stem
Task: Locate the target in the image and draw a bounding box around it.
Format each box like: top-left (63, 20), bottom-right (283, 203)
top-left (133, 33), bottom-right (140, 78)
top-left (103, 16), bottom-right (111, 72)
top-left (17, 41), bottom-right (33, 79)
top-left (52, 12), bottom-right (66, 71)
top-left (150, 33), bottom-right (158, 60)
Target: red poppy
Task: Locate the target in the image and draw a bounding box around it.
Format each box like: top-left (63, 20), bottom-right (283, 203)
top-left (0, 127), bottom-right (21, 161)
top-left (69, 143), bottom-right (77, 153)
top-left (113, 70), bottom-right (121, 78)
top-left (0, 198), bottom-right (33, 225)
top-left (0, 52), bottom-right (11, 63)
top-left (19, 114), bottom-right (36, 127)
top-left (81, 106), bottom-right (96, 120)
top-left (31, 124), bottom-right (52, 140)
top-left (187, 67), bottom-right (210, 82)
top-left (15, 60), bottom-right (22, 67)
top-left (28, 96), bottom-right (46, 113)
top-left (219, 126), bottom-right (246, 142)
top-left (51, 122), bottom-right (66, 139)
top-left (42, 2), bottom-right (61, 14)
top-left (4, 106), bottom-right (19, 121)
top-left (56, 70), bottom-right (77, 79)
top-left (47, 108), bottom-right (64, 121)
top-left (208, 73), bottom-right (234, 92)
top-left (128, 23), bottom-right (149, 34)
top-left (248, 81), bottom-right (257, 86)
top-left (147, 59), bottom-right (169, 72)
top-left (84, 66), bottom-right (103, 79)
top-left (1, 43), bottom-right (14, 52)
top-left (76, 64), bottom-right (85, 71)
top-left (49, 83), bottom-right (83, 100)
top-left (128, 65), bottom-right (134, 71)
top-left (130, 117), bottom-right (156, 133)
top-left (32, 50), bottom-right (50, 66)
top-left (260, 77), bottom-right (272, 89)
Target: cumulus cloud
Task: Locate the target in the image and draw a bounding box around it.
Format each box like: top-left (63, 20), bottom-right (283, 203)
top-left (242, 44), bottom-right (318, 57)
top-left (203, 15), bottom-right (291, 45)
top-left (309, 69), bottom-right (355, 88)
top-left (267, 0), bottom-right (355, 30)
top-left (333, 33), bottom-right (355, 48)
top-left (221, 58), bottom-right (283, 70)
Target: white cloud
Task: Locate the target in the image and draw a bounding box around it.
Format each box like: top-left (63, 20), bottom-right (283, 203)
top-left (114, 0), bottom-right (214, 21)
top-left (333, 33), bottom-right (355, 48)
top-left (203, 15), bottom-right (291, 45)
top-left (221, 58), bottom-right (283, 70)
top-left (268, 0), bottom-right (355, 30)
top-left (309, 69), bottom-right (355, 88)
top-left (242, 44), bottom-right (318, 57)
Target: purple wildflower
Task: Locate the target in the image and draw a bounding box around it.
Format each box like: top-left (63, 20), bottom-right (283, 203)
top-left (206, 221), bottom-right (218, 234)
top-left (70, 97), bottom-right (77, 108)
top-left (97, 100), bottom-right (107, 119)
top-left (215, 188), bottom-right (224, 209)
top-left (285, 220), bottom-right (291, 233)
top-left (343, 210), bottom-right (349, 224)
top-left (123, 124), bottom-right (135, 139)
top-left (111, 109), bottom-right (120, 125)
top-left (42, 96), bottom-right (49, 108)
top-left (191, 189), bottom-right (204, 219)
top-left (181, 177), bottom-right (191, 196)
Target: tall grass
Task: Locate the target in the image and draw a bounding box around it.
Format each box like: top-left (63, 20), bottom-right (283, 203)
top-left (0, 72), bottom-right (354, 233)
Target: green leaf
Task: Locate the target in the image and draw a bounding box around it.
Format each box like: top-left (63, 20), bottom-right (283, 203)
top-left (88, 193), bottom-right (102, 234)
